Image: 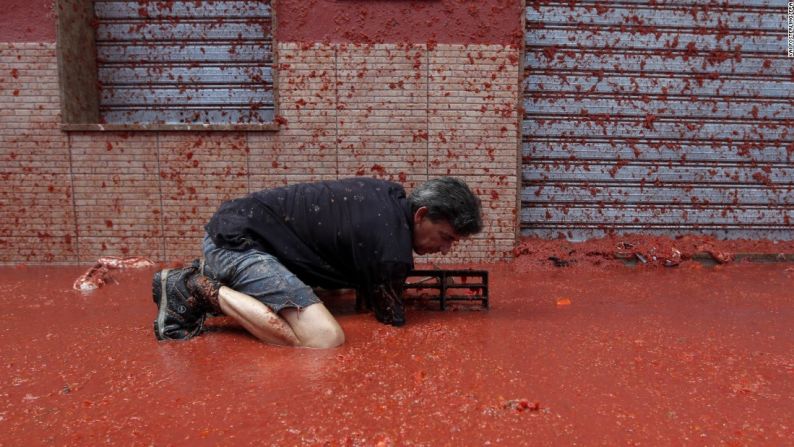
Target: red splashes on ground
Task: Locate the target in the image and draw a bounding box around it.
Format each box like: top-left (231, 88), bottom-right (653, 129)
top-left (513, 235), bottom-right (794, 269)
top-left (1, 261), bottom-right (792, 444)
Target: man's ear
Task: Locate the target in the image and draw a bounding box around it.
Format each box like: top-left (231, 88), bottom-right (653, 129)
top-left (413, 206), bottom-right (428, 224)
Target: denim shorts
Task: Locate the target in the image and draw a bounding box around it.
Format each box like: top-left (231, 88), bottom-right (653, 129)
top-left (202, 235), bottom-right (321, 313)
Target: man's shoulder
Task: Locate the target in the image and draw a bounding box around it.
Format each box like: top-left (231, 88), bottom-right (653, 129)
top-left (254, 178), bottom-right (407, 211)
top-left (325, 178), bottom-right (407, 202)
top-left (337, 177), bottom-right (403, 190)
top-left (272, 177), bottom-right (403, 193)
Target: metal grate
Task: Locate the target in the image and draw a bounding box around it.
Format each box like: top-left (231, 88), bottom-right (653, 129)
top-left (94, 1), bottom-right (274, 125)
top-left (403, 270), bottom-right (489, 310)
top-left (522, 1), bottom-right (793, 240)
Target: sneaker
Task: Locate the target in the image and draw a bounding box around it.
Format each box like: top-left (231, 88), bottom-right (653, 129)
top-left (152, 266), bottom-right (207, 341)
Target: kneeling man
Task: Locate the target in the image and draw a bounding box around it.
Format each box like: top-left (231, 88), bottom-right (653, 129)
top-left (152, 176), bottom-right (482, 348)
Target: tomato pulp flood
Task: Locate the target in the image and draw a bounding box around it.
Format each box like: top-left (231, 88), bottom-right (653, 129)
top-left (1, 263), bottom-right (792, 445)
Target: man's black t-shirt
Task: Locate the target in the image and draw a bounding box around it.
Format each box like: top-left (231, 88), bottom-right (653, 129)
top-left (204, 178), bottom-right (414, 322)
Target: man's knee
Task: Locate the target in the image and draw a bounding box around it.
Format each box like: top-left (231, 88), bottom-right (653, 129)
top-left (281, 304), bottom-right (345, 349)
top-left (303, 323), bottom-right (345, 349)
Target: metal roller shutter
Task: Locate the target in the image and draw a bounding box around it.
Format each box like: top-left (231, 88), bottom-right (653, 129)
top-left (94, 1), bottom-right (274, 125)
top-left (521, 1), bottom-right (793, 240)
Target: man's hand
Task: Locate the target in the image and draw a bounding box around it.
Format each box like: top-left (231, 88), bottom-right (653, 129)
top-left (372, 283), bottom-right (406, 327)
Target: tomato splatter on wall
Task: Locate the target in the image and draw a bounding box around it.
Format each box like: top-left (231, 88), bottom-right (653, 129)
top-left (1, 1), bottom-right (523, 263)
top-left (277, 0), bottom-right (521, 45)
top-left (3, 0), bottom-right (522, 45)
top-left (1, 0), bottom-right (56, 41)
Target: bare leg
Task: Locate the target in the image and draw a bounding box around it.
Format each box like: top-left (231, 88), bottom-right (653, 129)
top-left (218, 286), bottom-right (301, 346)
top-left (218, 286), bottom-right (345, 348)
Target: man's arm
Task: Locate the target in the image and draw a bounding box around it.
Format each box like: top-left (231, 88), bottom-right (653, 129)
top-left (371, 279), bottom-right (406, 326)
top-left (359, 263), bottom-right (408, 326)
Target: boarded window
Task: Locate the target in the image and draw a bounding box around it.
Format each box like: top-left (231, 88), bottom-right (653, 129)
top-left (521, 2), bottom-right (793, 241)
top-left (57, 0), bottom-right (275, 130)
top-left (94, 1), bottom-right (274, 126)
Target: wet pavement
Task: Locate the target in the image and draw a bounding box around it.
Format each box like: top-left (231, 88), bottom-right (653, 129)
top-left (1, 262), bottom-right (792, 445)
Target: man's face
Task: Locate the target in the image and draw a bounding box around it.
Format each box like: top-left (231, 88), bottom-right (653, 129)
top-left (412, 207), bottom-right (461, 255)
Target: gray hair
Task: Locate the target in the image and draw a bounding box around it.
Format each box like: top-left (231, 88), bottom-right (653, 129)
top-left (408, 177), bottom-right (483, 236)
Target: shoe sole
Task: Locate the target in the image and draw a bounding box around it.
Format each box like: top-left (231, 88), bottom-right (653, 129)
top-left (152, 269), bottom-right (171, 341)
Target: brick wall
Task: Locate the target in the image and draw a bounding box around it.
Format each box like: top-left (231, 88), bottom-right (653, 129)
top-left (0, 43), bottom-right (74, 263)
top-left (0, 41), bottom-right (520, 265)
